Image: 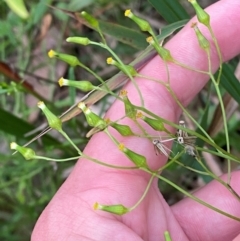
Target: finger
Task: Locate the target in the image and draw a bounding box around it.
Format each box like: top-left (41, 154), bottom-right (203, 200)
top-left (171, 171), bottom-right (240, 241)
top-left (84, 0), bottom-right (240, 170)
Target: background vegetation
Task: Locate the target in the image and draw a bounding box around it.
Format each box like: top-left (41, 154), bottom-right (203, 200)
top-left (1, 0), bottom-right (240, 240)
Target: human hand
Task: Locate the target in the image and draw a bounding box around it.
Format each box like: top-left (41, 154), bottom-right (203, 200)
top-left (32, 1), bottom-right (240, 240)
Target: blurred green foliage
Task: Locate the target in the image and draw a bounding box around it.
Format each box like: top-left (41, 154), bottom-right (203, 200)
top-left (1, 0), bottom-right (239, 240)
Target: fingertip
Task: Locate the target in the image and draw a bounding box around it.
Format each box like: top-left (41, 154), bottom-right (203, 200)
top-left (171, 171), bottom-right (240, 241)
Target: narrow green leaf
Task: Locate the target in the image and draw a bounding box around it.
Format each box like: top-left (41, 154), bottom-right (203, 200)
top-left (98, 21), bottom-right (148, 50)
top-left (0, 107), bottom-right (59, 147)
top-left (148, 0), bottom-right (189, 23)
top-left (220, 63), bottom-right (240, 105)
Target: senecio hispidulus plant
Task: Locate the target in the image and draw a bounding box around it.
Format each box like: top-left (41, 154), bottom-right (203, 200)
top-left (10, 0), bottom-right (240, 238)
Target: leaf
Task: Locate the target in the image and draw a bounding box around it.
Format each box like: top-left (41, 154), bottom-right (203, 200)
top-left (220, 63), bottom-right (240, 105)
top-left (148, 0), bottom-right (189, 23)
top-left (4, 0), bottom-right (29, 19)
top-left (0, 107), bottom-right (59, 147)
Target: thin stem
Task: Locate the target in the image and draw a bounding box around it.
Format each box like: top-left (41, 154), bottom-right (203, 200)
top-left (208, 26), bottom-right (223, 84)
top-left (209, 73), bottom-right (231, 183)
top-left (81, 154), bottom-right (138, 170)
top-left (128, 174), bottom-right (155, 212)
top-left (196, 147), bottom-right (239, 163)
top-left (92, 42), bottom-right (144, 106)
top-left (144, 169), bottom-right (240, 222)
top-left (173, 59), bottom-right (209, 75)
top-left (35, 155), bottom-right (80, 162)
top-left (60, 130), bottom-right (82, 155)
top-left (167, 86), bottom-right (215, 144)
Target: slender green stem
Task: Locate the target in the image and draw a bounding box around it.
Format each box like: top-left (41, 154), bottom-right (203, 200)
top-left (35, 155), bottom-right (80, 162)
top-left (134, 119), bottom-right (150, 139)
top-left (173, 59), bottom-right (209, 75)
top-left (77, 62), bottom-right (121, 101)
top-left (209, 74), bottom-right (231, 183)
top-left (208, 26), bottom-right (223, 85)
top-left (175, 160), bottom-right (209, 175)
top-left (92, 42), bottom-right (144, 106)
top-left (59, 130), bottom-right (82, 155)
top-left (158, 151), bottom-right (184, 172)
top-left (144, 169), bottom-right (240, 222)
top-left (81, 154), bottom-right (138, 170)
top-left (128, 174), bottom-right (155, 212)
top-left (164, 231), bottom-right (172, 241)
top-left (196, 147), bottom-right (239, 163)
top-left (167, 86), bottom-right (215, 143)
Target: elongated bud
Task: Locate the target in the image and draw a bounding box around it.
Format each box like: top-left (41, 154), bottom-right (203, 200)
top-left (81, 11), bottom-right (99, 29)
top-left (48, 50), bottom-right (80, 67)
top-left (110, 122), bottom-right (134, 136)
top-left (10, 142), bottom-right (35, 160)
top-left (191, 23), bottom-right (210, 51)
top-left (5, 0), bottom-right (29, 19)
top-left (118, 143), bottom-right (148, 168)
top-left (78, 102), bottom-right (107, 130)
top-left (58, 78), bottom-right (96, 92)
top-left (120, 90), bottom-right (137, 119)
top-left (66, 37), bottom-right (90, 46)
top-left (106, 57), bottom-right (137, 77)
top-left (142, 116), bottom-right (166, 132)
top-left (93, 202), bottom-right (129, 215)
top-left (147, 37), bottom-right (173, 61)
top-left (188, 0), bottom-right (210, 27)
top-left (38, 101), bottom-right (62, 131)
top-left (125, 9), bottom-right (153, 35)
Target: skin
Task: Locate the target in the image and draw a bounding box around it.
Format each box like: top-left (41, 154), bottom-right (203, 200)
top-left (32, 1), bottom-right (240, 240)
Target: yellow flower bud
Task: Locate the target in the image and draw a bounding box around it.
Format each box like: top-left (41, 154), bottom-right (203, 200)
top-left (58, 78), bottom-right (95, 92)
top-left (93, 202), bottom-right (129, 215)
top-left (147, 37), bottom-right (173, 62)
top-left (48, 50), bottom-right (80, 67)
top-left (125, 9), bottom-right (152, 33)
top-left (106, 58), bottom-right (137, 77)
top-left (118, 144), bottom-right (148, 168)
top-left (121, 94), bottom-right (137, 119)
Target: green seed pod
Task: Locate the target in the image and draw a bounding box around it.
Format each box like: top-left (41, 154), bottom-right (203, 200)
top-left (192, 23), bottom-right (210, 51)
top-left (110, 122), bottom-right (134, 136)
top-left (106, 57), bottom-right (137, 77)
top-left (48, 50), bottom-right (80, 67)
top-left (188, 0), bottom-right (210, 27)
top-left (118, 143), bottom-right (148, 168)
top-left (147, 37), bottom-right (173, 62)
top-left (38, 101), bottom-right (62, 131)
top-left (66, 37), bottom-right (90, 46)
top-left (81, 11), bottom-right (99, 29)
top-left (120, 90), bottom-right (137, 119)
top-left (94, 203), bottom-right (129, 215)
top-left (10, 142), bottom-right (35, 160)
top-left (142, 116), bottom-right (166, 131)
top-left (78, 102), bottom-right (107, 129)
